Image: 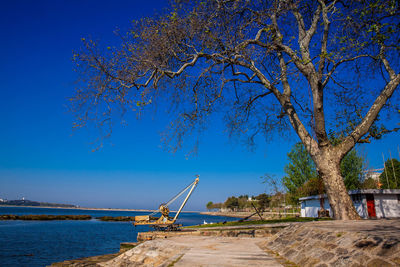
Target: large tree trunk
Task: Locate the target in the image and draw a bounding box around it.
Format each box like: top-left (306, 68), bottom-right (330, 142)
top-left (315, 149), bottom-right (361, 220)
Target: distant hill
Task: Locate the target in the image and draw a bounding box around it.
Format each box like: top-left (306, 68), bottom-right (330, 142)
top-left (0, 199), bottom-right (77, 208)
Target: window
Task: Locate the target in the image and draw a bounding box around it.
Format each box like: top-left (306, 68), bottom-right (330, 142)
top-left (397, 194), bottom-right (400, 203)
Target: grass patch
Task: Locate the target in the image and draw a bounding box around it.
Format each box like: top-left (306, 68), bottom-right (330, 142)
top-left (120, 243), bottom-right (138, 252)
top-left (185, 217), bottom-right (331, 228)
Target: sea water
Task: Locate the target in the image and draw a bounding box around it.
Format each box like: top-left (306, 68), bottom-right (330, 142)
top-left (0, 207), bottom-right (234, 267)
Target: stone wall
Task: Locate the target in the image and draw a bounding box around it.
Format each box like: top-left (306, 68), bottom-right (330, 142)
top-left (260, 223), bottom-right (400, 267)
top-left (137, 225), bottom-right (286, 241)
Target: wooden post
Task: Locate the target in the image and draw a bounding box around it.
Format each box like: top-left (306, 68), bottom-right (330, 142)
top-left (251, 202), bottom-right (264, 220)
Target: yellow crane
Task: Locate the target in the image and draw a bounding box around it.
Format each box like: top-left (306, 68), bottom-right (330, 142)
top-left (133, 175), bottom-right (199, 231)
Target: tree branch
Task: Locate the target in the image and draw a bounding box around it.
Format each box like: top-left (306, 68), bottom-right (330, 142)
top-left (238, 58), bottom-right (319, 157)
top-left (322, 55), bottom-right (370, 87)
top-left (339, 73), bottom-right (400, 157)
top-left (277, 51), bottom-right (291, 97)
top-left (380, 46), bottom-right (396, 79)
top-left (317, 0), bottom-right (331, 77)
top-left (292, 4), bottom-right (321, 64)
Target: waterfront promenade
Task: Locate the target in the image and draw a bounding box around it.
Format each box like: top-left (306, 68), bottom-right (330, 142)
top-left (102, 236), bottom-right (283, 267)
top-left (54, 219), bottom-right (400, 266)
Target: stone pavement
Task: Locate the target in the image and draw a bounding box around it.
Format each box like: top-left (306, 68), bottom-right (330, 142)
top-left (170, 236), bottom-right (282, 267)
top-left (101, 236), bottom-right (283, 267)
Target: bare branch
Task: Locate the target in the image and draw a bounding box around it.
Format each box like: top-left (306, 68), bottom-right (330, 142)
top-left (322, 55), bottom-right (370, 88)
top-left (293, 4), bottom-right (321, 63)
top-left (339, 73), bottom-right (400, 156)
top-left (317, 1), bottom-right (331, 77)
top-left (380, 46), bottom-right (396, 79)
top-left (164, 53), bottom-right (203, 78)
top-left (277, 51), bottom-right (291, 97)
top-left (245, 91), bottom-right (273, 111)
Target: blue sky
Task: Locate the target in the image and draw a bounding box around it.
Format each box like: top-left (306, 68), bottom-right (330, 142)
top-left (0, 0), bottom-right (398, 211)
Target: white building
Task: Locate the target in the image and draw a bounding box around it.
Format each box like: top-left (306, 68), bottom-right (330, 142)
top-left (363, 168), bottom-right (383, 181)
top-left (299, 189), bottom-right (400, 219)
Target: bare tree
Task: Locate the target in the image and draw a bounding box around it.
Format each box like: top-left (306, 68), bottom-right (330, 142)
top-left (71, 0), bottom-right (400, 219)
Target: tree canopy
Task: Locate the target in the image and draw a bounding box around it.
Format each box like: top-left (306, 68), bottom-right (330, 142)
top-left (224, 196), bottom-right (239, 211)
top-left (283, 142), bottom-right (318, 203)
top-left (283, 142), bottom-right (364, 204)
top-left (380, 158), bottom-right (400, 189)
top-left (340, 150), bottom-right (363, 190)
top-left (72, 0), bottom-right (400, 219)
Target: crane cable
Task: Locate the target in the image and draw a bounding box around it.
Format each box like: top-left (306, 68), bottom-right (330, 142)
top-left (148, 179), bottom-right (196, 216)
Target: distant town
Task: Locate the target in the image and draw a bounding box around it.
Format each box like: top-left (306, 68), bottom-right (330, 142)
top-left (0, 198), bottom-right (78, 208)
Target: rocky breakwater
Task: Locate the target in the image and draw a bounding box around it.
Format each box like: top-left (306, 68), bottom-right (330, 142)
top-left (259, 219), bottom-right (400, 267)
top-left (137, 223), bottom-right (289, 241)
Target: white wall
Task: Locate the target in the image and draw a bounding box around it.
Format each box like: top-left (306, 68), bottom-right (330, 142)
top-left (353, 197), bottom-right (367, 218)
top-left (301, 194), bottom-right (400, 218)
top-left (300, 201), bottom-right (306, 217)
top-left (301, 199), bottom-right (332, 218)
top-left (374, 194), bottom-right (400, 218)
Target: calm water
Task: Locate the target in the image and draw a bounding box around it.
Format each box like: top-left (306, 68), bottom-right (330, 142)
top-left (0, 207), bottom-right (235, 267)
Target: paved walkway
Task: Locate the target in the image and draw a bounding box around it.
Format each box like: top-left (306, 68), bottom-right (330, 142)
top-left (168, 236), bottom-right (282, 267)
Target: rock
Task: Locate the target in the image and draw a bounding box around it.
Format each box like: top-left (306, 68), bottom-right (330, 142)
top-left (366, 258), bottom-right (394, 267)
top-left (262, 220), bottom-right (400, 267)
top-left (321, 252), bottom-right (334, 262)
top-left (335, 247), bottom-right (348, 255)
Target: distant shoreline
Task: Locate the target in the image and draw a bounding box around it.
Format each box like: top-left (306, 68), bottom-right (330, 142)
top-left (0, 205), bottom-right (205, 213)
top-left (0, 205), bottom-right (154, 212)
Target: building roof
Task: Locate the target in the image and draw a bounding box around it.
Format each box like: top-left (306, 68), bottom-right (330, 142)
top-left (299, 189), bottom-right (400, 201)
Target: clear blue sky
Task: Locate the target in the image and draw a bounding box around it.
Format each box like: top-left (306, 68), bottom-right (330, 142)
top-left (0, 0), bottom-right (398, 211)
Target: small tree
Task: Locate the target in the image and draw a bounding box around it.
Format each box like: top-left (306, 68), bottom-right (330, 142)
top-left (255, 193), bottom-right (270, 211)
top-left (206, 201), bottom-right (214, 211)
top-left (340, 150), bottom-right (363, 190)
top-left (212, 202), bottom-right (223, 210)
top-left (297, 177), bottom-right (325, 198)
top-left (362, 178), bottom-right (378, 189)
top-left (238, 195), bottom-right (250, 211)
top-left (380, 158), bottom-right (400, 189)
top-left (283, 143), bottom-right (318, 204)
top-left (224, 196), bottom-right (239, 211)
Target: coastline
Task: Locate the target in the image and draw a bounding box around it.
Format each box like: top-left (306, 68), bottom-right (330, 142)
top-left (0, 205), bottom-right (210, 214)
top-left (0, 205), bottom-right (154, 212)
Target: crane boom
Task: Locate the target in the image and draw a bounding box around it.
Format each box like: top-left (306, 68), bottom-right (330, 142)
top-left (133, 175), bottom-right (199, 231)
top-left (172, 176), bottom-right (199, 222)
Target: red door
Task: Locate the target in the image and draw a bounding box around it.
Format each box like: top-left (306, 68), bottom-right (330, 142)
top-left (366, 194), bottom-right (376, 218)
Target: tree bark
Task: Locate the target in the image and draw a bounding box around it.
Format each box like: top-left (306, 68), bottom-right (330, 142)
top-left (315, 148), bottom-right (361, 220)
